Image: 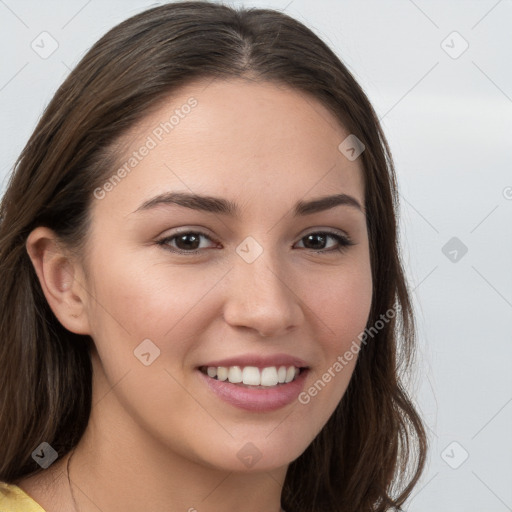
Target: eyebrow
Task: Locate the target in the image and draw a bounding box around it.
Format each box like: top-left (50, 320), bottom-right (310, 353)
top-left (132, 191), bottom-right (364, 216)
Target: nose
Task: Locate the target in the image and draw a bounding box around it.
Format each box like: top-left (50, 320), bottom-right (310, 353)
top-left (222, 252), bottom-right (304, 338)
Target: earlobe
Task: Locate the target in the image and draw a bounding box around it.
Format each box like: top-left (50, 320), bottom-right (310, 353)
top-left (25, 227), bottom-right (91, 335)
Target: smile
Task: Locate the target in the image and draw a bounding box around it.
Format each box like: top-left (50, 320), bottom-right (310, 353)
top-left (197, 362), bottom-right (309, 412)
top-left (199, 365), bottom-right (303, 387)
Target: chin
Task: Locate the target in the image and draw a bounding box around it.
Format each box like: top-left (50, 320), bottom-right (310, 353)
top-left (191, 430), bottom-right (314, 474)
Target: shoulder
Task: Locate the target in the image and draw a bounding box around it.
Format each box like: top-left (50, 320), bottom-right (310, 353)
top-left (0, 481), bottom-right (47, 512)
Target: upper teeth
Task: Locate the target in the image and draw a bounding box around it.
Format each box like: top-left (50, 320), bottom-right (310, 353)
top-left (204, 365), bottom-right (300, 386)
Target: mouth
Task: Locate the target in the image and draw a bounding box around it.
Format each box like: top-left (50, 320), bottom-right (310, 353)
top-left (199, 365), bottom-right (306, 388)
top-left (196, 359), bottom-right (310, 412)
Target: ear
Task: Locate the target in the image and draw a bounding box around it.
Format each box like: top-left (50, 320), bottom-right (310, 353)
top-left (25, 226), bottom-right (91, 335)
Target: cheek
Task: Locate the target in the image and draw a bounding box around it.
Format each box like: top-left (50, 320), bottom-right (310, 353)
top-left (301, 258), bottom-right (373, 347)
top-left (295, 254), bottom-right (372, 402)
top-left (84, 248), bottom-right (230, 364)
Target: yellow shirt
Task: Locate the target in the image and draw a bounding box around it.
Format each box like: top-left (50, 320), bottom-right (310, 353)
top-left (0, 482), bottom-right (46, 512)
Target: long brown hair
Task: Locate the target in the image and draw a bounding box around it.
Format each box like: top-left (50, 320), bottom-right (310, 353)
top-left (0, 2), bottom-right (426, 510)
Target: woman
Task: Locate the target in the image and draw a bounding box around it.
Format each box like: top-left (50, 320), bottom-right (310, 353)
top-left (0, 2), bottom-right (427, 511)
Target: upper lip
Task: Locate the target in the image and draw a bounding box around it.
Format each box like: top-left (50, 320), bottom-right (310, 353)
top-left (199, 353), bottom-right (309, 369)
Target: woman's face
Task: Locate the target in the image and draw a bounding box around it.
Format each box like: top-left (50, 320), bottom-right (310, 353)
top-left (81, 78), bottom-right (372, 472)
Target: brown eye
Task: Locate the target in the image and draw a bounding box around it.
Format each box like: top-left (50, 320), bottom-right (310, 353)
top-left (296, 232), bottom-right (354, 253)
top-left (157, 231), bottom-right (218, 253)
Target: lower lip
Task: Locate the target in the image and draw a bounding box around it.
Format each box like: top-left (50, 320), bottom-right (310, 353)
top-left (197, 369), bottom-right (309, 412)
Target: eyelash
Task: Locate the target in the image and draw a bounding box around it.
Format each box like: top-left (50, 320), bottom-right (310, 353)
top-left (156, 230), bottom-right (355, 255)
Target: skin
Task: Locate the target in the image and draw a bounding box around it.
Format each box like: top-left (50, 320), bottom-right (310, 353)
top-left (21, 78), bottom-right (373, 512)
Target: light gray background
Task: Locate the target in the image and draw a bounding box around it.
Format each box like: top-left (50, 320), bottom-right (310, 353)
top-left (1, 1), bottom-right (511, 510)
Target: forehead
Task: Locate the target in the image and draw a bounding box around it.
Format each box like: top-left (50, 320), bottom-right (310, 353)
top-left (92, 78), bottom-right (365, 219)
